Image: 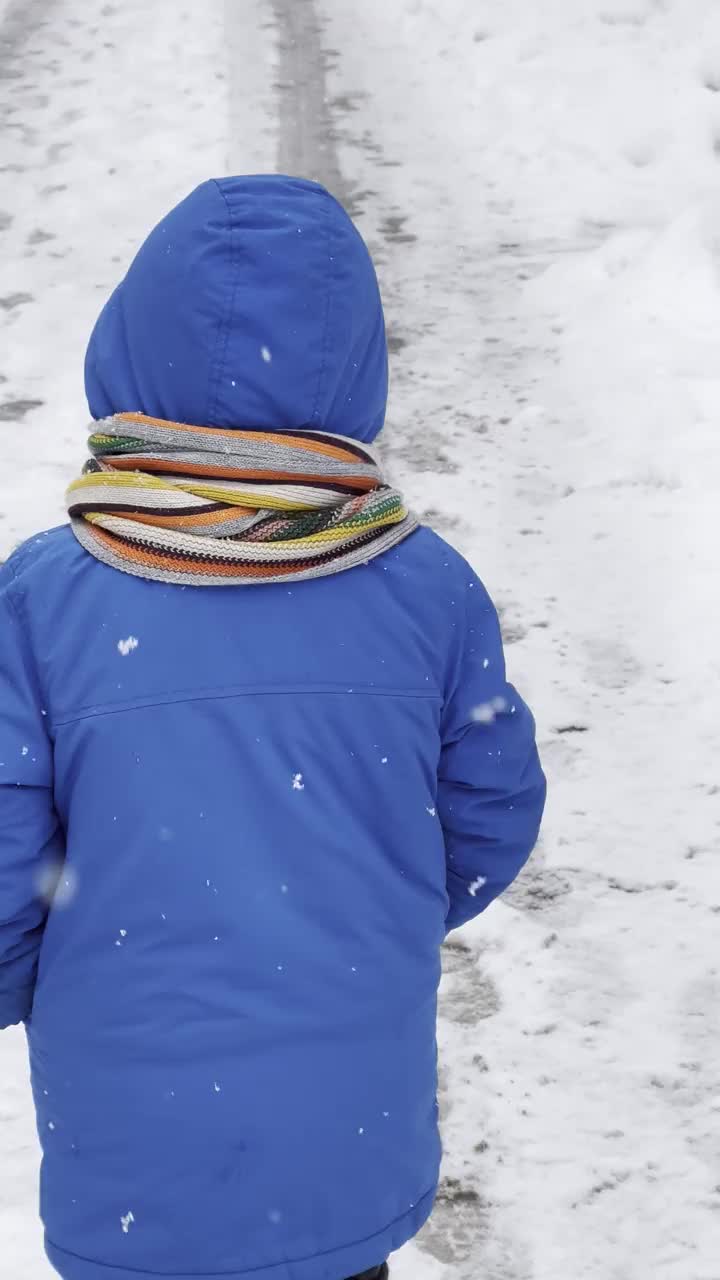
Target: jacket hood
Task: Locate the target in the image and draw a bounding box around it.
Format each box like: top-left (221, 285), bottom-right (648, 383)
top-left (84, 175), bottom-right (388, 443)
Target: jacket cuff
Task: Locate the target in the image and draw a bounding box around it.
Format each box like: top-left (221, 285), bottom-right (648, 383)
top-left (445, 867), bottom-right (494, 932)
top-left (0, 983), bottom-right (34, 1030)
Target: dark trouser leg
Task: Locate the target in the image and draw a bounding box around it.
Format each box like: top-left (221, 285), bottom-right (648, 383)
top-left (347, 1265), bottom-right (389, 1280)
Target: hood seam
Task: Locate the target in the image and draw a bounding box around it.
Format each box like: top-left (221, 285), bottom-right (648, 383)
top-left (206, 180), bottom-right (241, 427)
top-left (310, 195), bottom-right (335, 424)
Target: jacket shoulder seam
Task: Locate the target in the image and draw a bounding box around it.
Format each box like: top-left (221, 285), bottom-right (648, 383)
top-left (52, 683), bottom-right (442, 729)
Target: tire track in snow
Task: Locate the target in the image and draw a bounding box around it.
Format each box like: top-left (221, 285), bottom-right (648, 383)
top-left (270, 0), bottom-right (345, 199)
top-left (0, 0), bottom-right (57, 79)
top-left (0, 0), bottom-right (57, 182)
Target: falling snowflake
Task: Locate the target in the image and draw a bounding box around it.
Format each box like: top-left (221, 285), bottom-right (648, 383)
top-left (261, 345), bottom-right (272, 363)
top-left (117, 636), bottom-right (139, 657)
top-left (468, 875), bottom-right (487, 897)
top-left (21, 745), bottom-right (29, 757)
top-left (426, 806), bottom-right (436, 817)
top-left (55, 873), bottom-right (77, 906)
top-left (292, 773), bottom-right (305, 791)
top-left (471, 696), bottom-right (508, 725)
top-left (35, 861), bottom-right (78, 908)
top-left (121, 1211), bottom-right (135, 1234)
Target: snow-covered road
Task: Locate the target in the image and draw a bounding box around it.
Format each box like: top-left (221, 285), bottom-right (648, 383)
top-left (2, 0), bottom-right (720, 1276)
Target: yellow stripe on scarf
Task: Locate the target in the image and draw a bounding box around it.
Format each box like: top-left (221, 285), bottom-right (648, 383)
top-left (68, 471), bottom-right (317, 512)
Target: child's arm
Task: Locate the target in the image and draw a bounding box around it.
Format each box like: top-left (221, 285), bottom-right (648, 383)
top-left (0, 558), bottom-right (62, 1029)
top-left (438, 569), bottom-right (546, 932)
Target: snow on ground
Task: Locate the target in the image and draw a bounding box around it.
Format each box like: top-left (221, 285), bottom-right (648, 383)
top-left (317, 2), bottom-right (720, 1277)
top-left (2, 0), bottom-right (720, 1277)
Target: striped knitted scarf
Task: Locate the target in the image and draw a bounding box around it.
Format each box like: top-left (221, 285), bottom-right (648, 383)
top-left (67, 413), bottom-right (417, 586)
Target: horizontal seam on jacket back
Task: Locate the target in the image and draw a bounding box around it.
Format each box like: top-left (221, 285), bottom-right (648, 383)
top-left (44, 1182), bottom-right (436, 1274)
top-left (52, 684), bottom-right (443, 728)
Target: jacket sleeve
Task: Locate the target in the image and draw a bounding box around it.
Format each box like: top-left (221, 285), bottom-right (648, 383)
top-left (439, 571), bottom-right (546, 932)
top-left (0, 558), bottom-right (62, 1028)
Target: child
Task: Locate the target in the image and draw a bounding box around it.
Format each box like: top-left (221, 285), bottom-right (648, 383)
top-left (0, 175), bottom-right (545, 1280)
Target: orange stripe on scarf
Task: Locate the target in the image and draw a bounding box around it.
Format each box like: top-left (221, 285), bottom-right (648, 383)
top-left (118, 413), bottom-right (365, 465)
top-left (87, 523), bottom-right (320, 578)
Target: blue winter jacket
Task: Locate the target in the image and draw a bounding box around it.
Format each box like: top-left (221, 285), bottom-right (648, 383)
top-left (0, 176), bottom-right (546, 1280)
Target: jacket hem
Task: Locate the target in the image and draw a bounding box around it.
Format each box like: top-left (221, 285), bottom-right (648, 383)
top-left (45, 1185), bottom-right (436, 1280)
